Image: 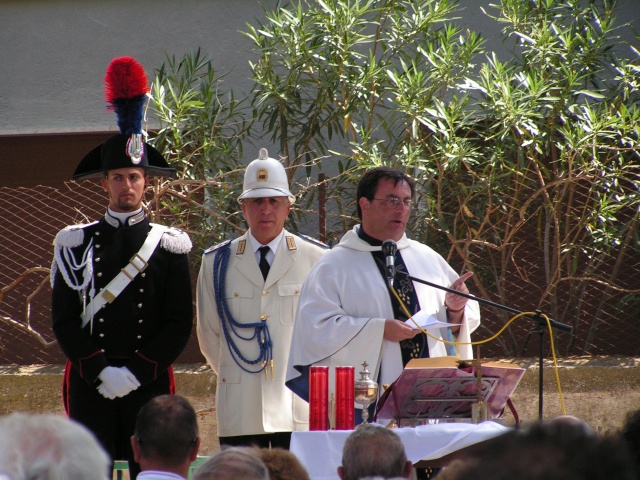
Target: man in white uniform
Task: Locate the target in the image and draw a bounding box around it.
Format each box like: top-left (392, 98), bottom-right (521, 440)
top-left (286, 166), bottom-right (480, 412)
top-left (197, 149), bottom-right (326, 449)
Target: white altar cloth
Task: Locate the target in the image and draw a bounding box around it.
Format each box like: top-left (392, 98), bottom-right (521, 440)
top-left (290, 422), bottom-right (510, 480)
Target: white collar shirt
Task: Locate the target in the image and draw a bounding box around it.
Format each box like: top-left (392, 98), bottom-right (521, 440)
top-left (137, 471), bottom-right (186, 480)
top-left (248, 229), bottom-right (284, 266)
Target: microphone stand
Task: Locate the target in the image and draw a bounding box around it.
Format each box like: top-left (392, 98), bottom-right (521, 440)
top-left (395, 269), bottom-right (572, 421)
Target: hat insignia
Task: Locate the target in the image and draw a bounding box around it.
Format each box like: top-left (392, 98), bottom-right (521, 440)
top-left (126, 135), bottom-right (144, 164)
top-left (257, 168), bottom-right (268, 182)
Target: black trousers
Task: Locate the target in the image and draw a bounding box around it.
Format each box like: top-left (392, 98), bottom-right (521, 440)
top-left (64, 362), bottom-right (173, 480)
top-left (219, 431), bottom-right (292, 450)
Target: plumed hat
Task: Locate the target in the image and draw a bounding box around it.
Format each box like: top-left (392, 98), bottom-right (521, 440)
top-left (73, 57), bottom-right (175, 180)
top-left (237, 148), bottom-right (295, 204)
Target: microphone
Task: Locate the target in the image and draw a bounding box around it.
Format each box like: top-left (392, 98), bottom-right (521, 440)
top-left (381, 240), bottom-right (397, 288)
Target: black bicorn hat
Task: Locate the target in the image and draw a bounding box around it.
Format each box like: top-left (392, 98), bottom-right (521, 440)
top-left (73, 56), bottom-right (175, 180)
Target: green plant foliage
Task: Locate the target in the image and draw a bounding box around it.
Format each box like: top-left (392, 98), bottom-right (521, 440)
top-left (244, 0), bottom-right (483, 241)
top-left (148, 49), bottom-right (252, 257)
top-left (455, 0), bottom-right (640, 354)
top-left (147, 0), bottom-right (640, 356)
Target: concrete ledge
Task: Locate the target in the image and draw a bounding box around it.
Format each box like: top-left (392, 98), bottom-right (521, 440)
top-left (1, 356), bottom-right (638, 455)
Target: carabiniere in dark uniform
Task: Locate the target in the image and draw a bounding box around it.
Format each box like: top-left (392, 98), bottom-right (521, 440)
top-left (51, 209), bottom-right (193, 473)
top-left (52, 211), bottom-right (192, 387)
top-left (50, 56), bottom-right (193, 479)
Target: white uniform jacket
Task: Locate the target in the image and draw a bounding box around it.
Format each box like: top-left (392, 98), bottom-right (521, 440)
top-left (285, 226), bottom-right (480, 401)
top-left (197, 230), bottom-right (326, 437)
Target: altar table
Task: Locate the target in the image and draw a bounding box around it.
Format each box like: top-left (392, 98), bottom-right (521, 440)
top-left (290, 421), bottom-right (510, 480)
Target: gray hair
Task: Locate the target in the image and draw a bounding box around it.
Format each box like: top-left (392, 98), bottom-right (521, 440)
top-left (340, 424), bottom-right (408, 480)
top-left (0, 412), bottom-right (110, 480)
top-left (192, 447), bottom-right (269, 480)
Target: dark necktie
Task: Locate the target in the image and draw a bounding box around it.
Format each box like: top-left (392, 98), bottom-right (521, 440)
top-left (259, 246), bottom-right (271, 280)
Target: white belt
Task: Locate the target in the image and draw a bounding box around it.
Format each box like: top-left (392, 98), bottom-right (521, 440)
top-left (81, 225), bottom-right (166, 328)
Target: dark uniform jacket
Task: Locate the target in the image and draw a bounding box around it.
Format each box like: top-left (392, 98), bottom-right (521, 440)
top-left (51, 212), bottom-right (193, 387)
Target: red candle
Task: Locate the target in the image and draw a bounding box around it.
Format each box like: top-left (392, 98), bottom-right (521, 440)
top-left (335, 366), bottom-right (355, 430)
top-left (309, 366), bottom-right (329, 431)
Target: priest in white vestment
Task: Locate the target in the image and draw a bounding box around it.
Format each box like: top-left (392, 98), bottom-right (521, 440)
top-left (285, 167), bottom-right (480, 413)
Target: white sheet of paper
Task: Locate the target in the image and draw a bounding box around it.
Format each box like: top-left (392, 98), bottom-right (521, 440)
top-left (405, 311), bottom-right (460, 330)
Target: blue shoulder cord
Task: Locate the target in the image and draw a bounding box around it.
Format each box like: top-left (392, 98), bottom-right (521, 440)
top-left (212, 243), bottom-right (273, 374)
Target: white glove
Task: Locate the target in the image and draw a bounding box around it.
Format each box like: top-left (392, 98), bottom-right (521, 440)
top-left (97, 383), bottom-right (117, 400)
top-left (97, 366), bottom-right (140, 399)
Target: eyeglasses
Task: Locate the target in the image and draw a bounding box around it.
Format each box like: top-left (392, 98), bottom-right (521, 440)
top-left (371, 196), bottom-right (413, 209)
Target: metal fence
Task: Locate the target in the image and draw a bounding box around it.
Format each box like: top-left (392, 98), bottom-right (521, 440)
top-left (0, 183), bottom-right (205, 365)
top-left (1, 181), bottom-right (639, 366)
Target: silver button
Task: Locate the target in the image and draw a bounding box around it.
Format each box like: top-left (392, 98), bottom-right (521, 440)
top-left (95, 244), bottom-right (101, 249)
top-left (98, 318), bottom-right (104, 323)
top-left (99, 333), bottom-right (104, 338)
top-left (95, 257), bottom-right (101, 262)
top-left (141, 273), bottom-right (146, 278)
top-left (97, 272), bottom-right (103, 277)
top-left (136, 335), bottom-right (142, 339)
top-left (138, 303), bottom-right (143, 308)
top-left (139, 288), bottom-right (144, 293)
top-left (138, 319), bottom-right (143, 324)
top-left (95, 231), bottom-right (100, 236)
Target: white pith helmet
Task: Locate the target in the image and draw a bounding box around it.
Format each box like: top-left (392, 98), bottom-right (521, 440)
top-left (237, 148), bottom-right (295, 204)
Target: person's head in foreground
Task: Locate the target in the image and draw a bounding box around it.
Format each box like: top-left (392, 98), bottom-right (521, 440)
top-left (338, 424), bottom-right (413, 480)
top-left (131, 394), bottom-right (200, 477)
top-left (0, 412), bottom-right (110, 480)
top-left (191, 446), bottom-right (269, 480)
top-left (253, 447), bottom-right (311, 480)
top-left (436, 417), bottom-right (636, 480)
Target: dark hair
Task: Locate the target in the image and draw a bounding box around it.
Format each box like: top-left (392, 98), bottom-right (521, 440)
top-left (356, 167), bottom-right (416, 219)
top-left (448, 419), bottom-right (636, 480)
top-left (134, 394), bottom-right (199, 464)
top-left (621, 409), bottom-right (640, 475)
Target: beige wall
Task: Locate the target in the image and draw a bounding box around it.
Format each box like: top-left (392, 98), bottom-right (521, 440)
top-left (1, 0), bottom-right (638, 136)
top-left (0, 0), bottom-right (268, 135)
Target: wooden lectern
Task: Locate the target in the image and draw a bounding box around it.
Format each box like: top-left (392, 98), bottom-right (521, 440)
top-left (375, 357), bottom-right (525, 426)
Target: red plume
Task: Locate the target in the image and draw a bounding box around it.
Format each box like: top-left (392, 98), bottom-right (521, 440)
top-left (104, 56), bottom-right (149, 103)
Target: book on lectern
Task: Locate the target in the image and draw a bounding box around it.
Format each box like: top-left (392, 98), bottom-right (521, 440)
top-left (374, 356), bottom-right (525, 425)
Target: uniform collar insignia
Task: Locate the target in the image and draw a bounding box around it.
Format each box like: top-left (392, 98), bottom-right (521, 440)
top-left (127, 210), bottom-right (146, 226)
top-left (236, 239), bottom-right (246, 255)
top-left (104, 209), bottom-right (146, 228)
top-left (286, 236), bottom-right (297, 251)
